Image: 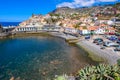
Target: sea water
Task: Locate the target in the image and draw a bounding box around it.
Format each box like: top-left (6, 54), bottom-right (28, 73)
top-left (0, 36), bottom-right (99, 80)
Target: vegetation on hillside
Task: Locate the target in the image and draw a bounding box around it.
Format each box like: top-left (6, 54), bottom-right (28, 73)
top-left (50, 2), bottom-right (120, 20)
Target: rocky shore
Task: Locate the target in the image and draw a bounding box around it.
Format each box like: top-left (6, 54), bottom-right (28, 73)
top-left (49, 32), bottom-right (78, 40)
top-left (48, 32), bottom-right (120, 65)
top-left (76, 39), bottom-right (120, 65)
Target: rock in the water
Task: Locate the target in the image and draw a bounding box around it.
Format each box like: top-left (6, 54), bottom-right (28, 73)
top-left (15, 77), bottom-right (21, 80)
top-left (10, 77), bottom-right (14, 80)
top-left (42, 72), bottom-right (46, 76)
top-left (50, 60), bottom-right (61, 65)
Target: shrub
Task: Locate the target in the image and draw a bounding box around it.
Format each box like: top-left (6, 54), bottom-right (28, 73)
top-left (117, 59), bottom-right (120, 66)
top-left (54, 64), bottom-right (120, 80)
top-left (77, 64), bottom-right (120, 80)
top-left (54, 75), bottom-right (67, 80)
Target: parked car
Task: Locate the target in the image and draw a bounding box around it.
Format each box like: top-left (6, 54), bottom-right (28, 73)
top-left (96, 41), bottom-right (104, 45)
top-left (103, 41), bottom-right (119, 47)
top-left (103, 41), bottom-right (111, 46)
top-left (108, 36), bottom-right (118, 41)
top-left (117, 40), bottom-right (120, 44)
top-left (106, 35), bottom-right (111, 39)
top-left (93, 38), bottom-right (103, 43)
top-left (103, 35), bottom-right (110, 39)
top-left (114, 46), bottom-right (120, 51)
top-left (85, 35), bottom-right (90, 39)
top-left (109, 32), bottom-right (115, 35)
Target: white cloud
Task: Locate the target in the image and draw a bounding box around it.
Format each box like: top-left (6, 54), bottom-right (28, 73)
top-left (57, 2), bottom-right (75, 8)
top-left (56, 0), bottom-right (118, 8)
top-left (99, 0), bottom-right (117, 2)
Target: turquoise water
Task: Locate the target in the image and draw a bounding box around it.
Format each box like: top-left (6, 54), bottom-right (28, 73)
top-left (0, 22), bottom-right (20, 26)
top-left (0, 36), bottom-right (99, 80)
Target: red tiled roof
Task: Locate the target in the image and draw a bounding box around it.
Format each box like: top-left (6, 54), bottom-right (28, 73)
top-left (100, 24), bottom-right (107, 28)
top-left (88, 26), bottom-right (98, 30)
top-left (79, 27), bottom-right (83, 30)
top-left (107, 27), bottom-right (116, 30)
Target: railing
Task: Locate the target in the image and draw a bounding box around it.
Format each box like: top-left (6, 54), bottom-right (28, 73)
top-left (3, 26), bottom-right (16, 29)
top-left (14, 27), bottom-right (61, 32)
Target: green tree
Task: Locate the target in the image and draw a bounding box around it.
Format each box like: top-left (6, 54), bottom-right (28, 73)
top-left (116, 14), bottom-right (120, 18)
top-left (83, 26), bottom-right (87, 29)
top-left (59, 23), bottom-right (63, 26)
top-left (73, 24), bottom-right (80, 29)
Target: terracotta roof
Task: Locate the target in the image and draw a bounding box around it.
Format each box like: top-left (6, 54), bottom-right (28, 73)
top-left (100, 24), bottom-right (107, 27)
top-left (88, 26), bottom-right (98, 30)
top-left (107, 27), bottom-right (116, 30)
top-left (79, 27), bottom-right (83, 30)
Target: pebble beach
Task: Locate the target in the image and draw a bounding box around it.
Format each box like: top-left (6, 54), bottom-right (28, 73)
top-left (50, 32), bottom-right (120, 65)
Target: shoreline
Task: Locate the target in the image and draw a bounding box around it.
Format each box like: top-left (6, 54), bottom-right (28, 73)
top-left (1, 31), bottom-right (120, 65)
top-left (47, 32), bottom-right (120, 65)
top-left (76, 42), bottom-right (106, 62)
top-left (76, 39), bottom-right (120, 65)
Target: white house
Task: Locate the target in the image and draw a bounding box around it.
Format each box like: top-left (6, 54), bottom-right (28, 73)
top-left (64, 27), bottom-right (78, 34)
top-left (79, 27), bottom-right (90, 35)
top-left (95, 28), bottom-right (105, 34)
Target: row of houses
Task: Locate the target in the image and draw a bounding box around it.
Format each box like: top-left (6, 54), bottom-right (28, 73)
top-left (13, 14), bottom-right (119, 35)
top-left (14, 23), bottom-right (116, 35)
top-left (63, 17), bottom-right (120, 35)
top-left (64, 25), bottom-right (116, 35)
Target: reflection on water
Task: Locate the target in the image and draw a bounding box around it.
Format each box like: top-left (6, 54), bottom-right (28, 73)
top-left (0, 36), bottom-right (99, 80)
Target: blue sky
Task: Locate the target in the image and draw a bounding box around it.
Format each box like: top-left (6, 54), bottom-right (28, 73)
top-left (0, 0), bottom-right (119, 22)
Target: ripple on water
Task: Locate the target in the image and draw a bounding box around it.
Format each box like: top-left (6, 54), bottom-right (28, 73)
top-left (0, 36), bottom-right (99, 80)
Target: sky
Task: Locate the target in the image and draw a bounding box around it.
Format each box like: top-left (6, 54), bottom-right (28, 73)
top-left (0, 0), bottom-right (119, 22)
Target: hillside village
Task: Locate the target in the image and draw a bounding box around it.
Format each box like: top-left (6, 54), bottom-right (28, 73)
top-left (16, 2), bottom-right (120, 35)
top-left (1, 2), bottom-right (120, 80)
